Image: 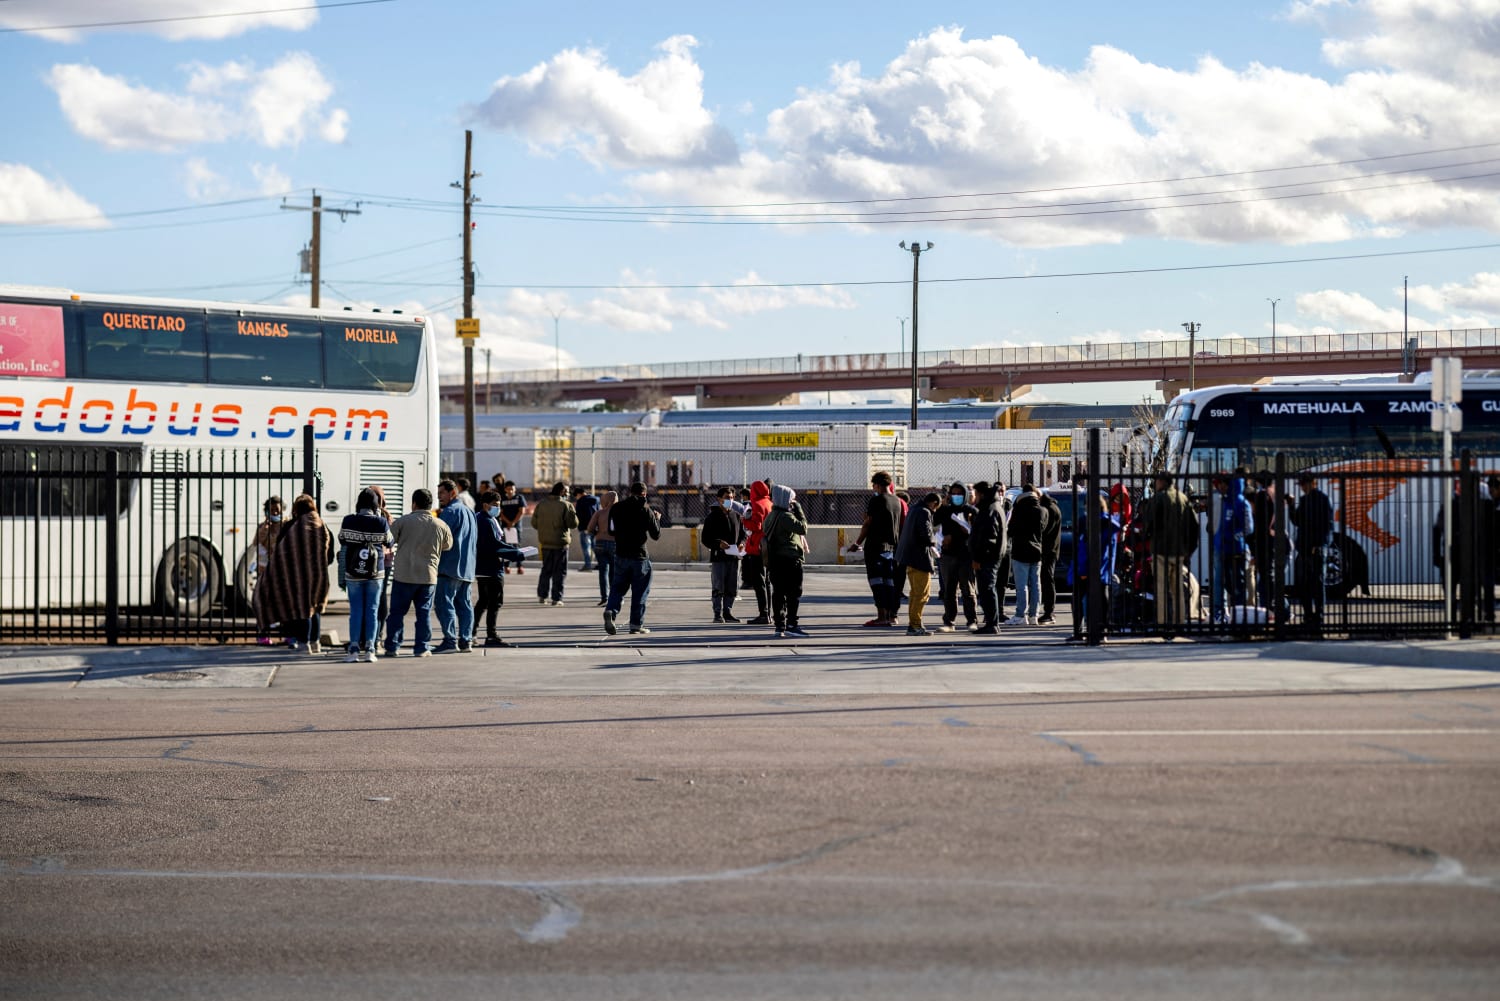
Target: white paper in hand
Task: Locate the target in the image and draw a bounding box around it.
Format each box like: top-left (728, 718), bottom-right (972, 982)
top-left (724, 544), bottom-right (744, 557)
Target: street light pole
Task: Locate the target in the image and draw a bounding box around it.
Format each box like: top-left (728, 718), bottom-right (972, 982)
top-left (1182, 321), bottom-right (1200, 392)
top-left (898, 315), bottom-right (908, 367)
top-left (899, 242), bottom-right (932, 430)
top-left (483, 347), bottom-right (492, 414)
top-left (1266, 298), bottom-right (1279, 356)
top-left (549, 307), bottom-right (565, 389)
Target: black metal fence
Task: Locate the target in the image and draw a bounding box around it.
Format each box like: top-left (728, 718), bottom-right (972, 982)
top-left (1, 429), bottom-right (316, 645)
top-left (1070, 432), bottom-right (1498, 643)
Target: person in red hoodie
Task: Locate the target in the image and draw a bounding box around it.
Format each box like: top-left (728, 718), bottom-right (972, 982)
top-left (740, 479), bottom-right (773, 625)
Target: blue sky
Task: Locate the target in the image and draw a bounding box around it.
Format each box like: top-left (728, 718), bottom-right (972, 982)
top-left (2, 0), bottom-right (1498, 405)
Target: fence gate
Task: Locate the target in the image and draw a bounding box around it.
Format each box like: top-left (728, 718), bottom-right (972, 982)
top-left (1077, 434), bottom-right (1491, 644)
top-left (1, 429), bottom-right (317, 645)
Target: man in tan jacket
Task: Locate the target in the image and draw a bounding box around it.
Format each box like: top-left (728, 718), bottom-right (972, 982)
top-left (531, 481), bottom-right (579, 605)
top-left (383, 488), bottom-right (453, 657)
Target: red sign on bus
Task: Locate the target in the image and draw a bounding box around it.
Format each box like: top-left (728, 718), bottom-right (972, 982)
top-left (0, 303), bottom-right (66, 379)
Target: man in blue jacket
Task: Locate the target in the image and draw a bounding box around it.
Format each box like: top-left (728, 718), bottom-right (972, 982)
top-left (435, 478), bottom-right (477, 653)
top-left (1211, 472), bottom-right (1254, 624)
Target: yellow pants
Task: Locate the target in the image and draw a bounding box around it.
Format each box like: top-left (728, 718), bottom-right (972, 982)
top-left (906, 568), bottom-right (932, 629)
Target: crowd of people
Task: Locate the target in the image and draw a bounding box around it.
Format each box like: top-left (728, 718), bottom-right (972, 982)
top-left (247, 466), bottom-right (1500, 656)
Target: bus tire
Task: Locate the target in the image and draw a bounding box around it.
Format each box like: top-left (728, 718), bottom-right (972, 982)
top-left (156, 540), bottom-right (222, 617)
top-left (1323, 533), bottom-right (1368, 601)
top-left (231, 549), bottom-right (255, 615)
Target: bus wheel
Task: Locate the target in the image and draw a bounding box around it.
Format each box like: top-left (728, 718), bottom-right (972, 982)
top-left (156, 541), bottom-right (222, 616)
top-left (231, 550), bottom-right (255, 615)
top-left (1324, 534), bottom-right (1368, 601)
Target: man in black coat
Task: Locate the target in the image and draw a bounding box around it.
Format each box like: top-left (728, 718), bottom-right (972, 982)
top-left (701, 486), bottom-right (746, 623)
top-left (1288, 472), bottom-right (1333, 628)
top-left (933, 480), bottom-right (979, 631)
top-left (968, 481), bottom-right (1008, 634)
top-left (604, 482), bottom-right (662, 635)
top-left (1037, 489), bottom-right (1062, 625)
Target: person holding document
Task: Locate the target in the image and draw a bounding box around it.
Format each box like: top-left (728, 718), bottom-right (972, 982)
top-left (701, 485), bottom-right (747, 623)
top-left (933, 480), bottom-right (979, 631)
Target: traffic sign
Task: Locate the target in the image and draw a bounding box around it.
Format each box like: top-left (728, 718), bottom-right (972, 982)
top-left (455, 317), bottom-right (480, 339)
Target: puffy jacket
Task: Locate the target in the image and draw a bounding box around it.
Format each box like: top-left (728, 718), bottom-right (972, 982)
top-left (743, 481), bottom-right (773, 556)
top-left (1213, 477), bottom-right (1254, 556)
top-left (1008, 491), bottom-right (1048, 564)
top-left (761, 485), bottom-right (808, 565)
top-left (531, 493), bottom-right (579, 550)
top-left (968, 494), bottom-right (1008, 564)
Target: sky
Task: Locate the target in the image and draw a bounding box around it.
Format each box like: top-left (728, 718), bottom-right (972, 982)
top-left (2, 0), bottom-right (1498, 407)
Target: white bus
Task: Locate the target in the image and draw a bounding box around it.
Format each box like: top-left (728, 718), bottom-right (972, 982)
top-left (0, 285), bottom-right (439, 616)
top-left (1153, 380), bottom-right (1500, 595)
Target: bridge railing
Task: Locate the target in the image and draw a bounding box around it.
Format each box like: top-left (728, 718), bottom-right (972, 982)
top-left (476, 328), bottom-right (1500, 386)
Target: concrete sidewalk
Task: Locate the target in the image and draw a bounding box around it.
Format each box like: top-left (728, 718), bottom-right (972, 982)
top-left (2, 571), bottom-right (1496, 697)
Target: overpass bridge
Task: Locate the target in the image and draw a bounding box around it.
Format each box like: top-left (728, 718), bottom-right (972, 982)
top-left (446, 328), bottom-right (1500, 408)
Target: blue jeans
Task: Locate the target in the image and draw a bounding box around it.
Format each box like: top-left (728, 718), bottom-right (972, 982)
top-left (1013, 560), bottom-right (1040, 619)
top-left (435, 575), bottom-right (474, 646)
top-left (607, 556), bottom-right (652, 629)
top-left (594, 539), bottom-right (616, 603)
top-left (579, 532), bottom-right (595, 570)
top-left (346, 578), bottom-right (381, 651)
top-left (385, 580), bottom-right (435, 655)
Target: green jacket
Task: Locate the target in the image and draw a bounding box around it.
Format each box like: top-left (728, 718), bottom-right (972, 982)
top-left (762, 504), bottom-right (808, 565)
top-left (1144, 486), bottom-right (1199, 559)
top-left (530, 494), bottom-right (579, 551)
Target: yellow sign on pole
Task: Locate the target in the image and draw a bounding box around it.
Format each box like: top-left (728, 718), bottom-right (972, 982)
top-left (455, 317), bottom-right (481, 339)
top-left (1046, 435), bottom-right (1072, 456)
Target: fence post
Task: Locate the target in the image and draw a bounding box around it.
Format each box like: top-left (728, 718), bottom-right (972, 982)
top-left (1273, 452), bottom-right (1287, 642)
top-left (1460, 449), bottom-right (1476, 640)
top-left (302, 423), bottom-right (317, 501)
top-left (1086, 428), bottom-right (1104, 646)
top-left (105, 450), bottom-right (120, 646)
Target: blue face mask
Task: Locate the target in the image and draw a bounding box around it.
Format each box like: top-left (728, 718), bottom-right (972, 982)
top-left (269, 513), bottom-right (282, 522)
top-left (486, 505), bottom-right (499, 517)
top-left (950, 494), bottom-right (964, 505)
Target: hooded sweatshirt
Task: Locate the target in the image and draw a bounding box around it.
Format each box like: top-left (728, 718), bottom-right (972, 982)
top-left (761, 485), bottom-right (808, 565)
top-left (743, 481), bottom-right (773, 557)
top-left (1213, 477), bottom-right (1254, 556)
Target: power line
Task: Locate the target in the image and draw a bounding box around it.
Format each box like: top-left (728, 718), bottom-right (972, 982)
top-left (321, 141), bottom-right (1500, 214)
top-left (0, 0), bottom-right (394, 34)
top-left (0, 209), bottom-right (289, 239)
top-left (316, 240), bottom-right (1500, 291)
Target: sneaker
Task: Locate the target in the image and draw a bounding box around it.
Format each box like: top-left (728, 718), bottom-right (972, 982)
top-left (595, 599), bottom-right (608, 607)
top-left (973, 624), bottom-right (998, 635)
top-left (343, 649), bottom-right (360, 663)
top-left (722, 612), bottom-right (741, 623)
top-left (457, 642), bottom-right (472, 653)
top-left (364, 649), bottom-right (378, 663)
top-left (1037, 615), bottom-right (1056, 625)
top-left (285, 639), bottom-right (301, 652)
top-left (774, 630), bottom-right (785, 639)
top-left (539, 596), bottom-right (549, 605)
top-left (308, 642), bottom-right (322, 655)
top-left (784, 626), bottom-right (809, 638)
top-left (433, 642), bottom-right (458, 654)
top-left (484, 637), bottom-right (515, 648)
top-left (934, 624), bottom-right (955, 633)
top-left (746, 615), bottom-right (771, 626)
top-left (603, 610), bottom-right (617, 635)
top-left (713, 615), bottom-right (724, 623)
top-left (906, 626), bottom-right (931, 636)
top-left (414, 649), bottom-right (432, 658)
top-left (551, 599), bottom-right (564, 607)
top-left (383, 646), bottom-right (399, 659)
top-left (629, 626), bottom-right (651, 635)
top-left (862, 618), bottom-right (890, 628)
top-left (256, 636), bottom-right (274, 646)
top-left (1003, 615), bottom-right (1027, 626)
top-left (1027, 616), bottom-right (1039, 625)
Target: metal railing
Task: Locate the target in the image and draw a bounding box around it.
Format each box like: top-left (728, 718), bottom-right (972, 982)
top-left (461, 327), bottom-right (1500, 387)
top-left (1, 429), bottom-right (317, 645)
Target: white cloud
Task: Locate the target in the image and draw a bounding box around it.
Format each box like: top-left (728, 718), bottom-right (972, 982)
top-left (183, 157), bottom-right (231, 201)
top-left (0, 0), bottom-right (318, 42)
top-left (485, 10), bottom-right (1500, 246)
top-left (249, 163), bottom-right (292, 196)
top-left (1295, 288), bottom-right (1431, 329)
top-left (474, 35), bottom-right (737, 168)
top-left (1407, 272), bottom-right (1500, 317)
top-left (0, 163), bottom-right (107, 227)
top-left (49, 53), bottom-right (348, 151)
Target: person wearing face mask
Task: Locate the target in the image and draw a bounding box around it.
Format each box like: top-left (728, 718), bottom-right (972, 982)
top-left (474, 489), bottom-right (525, 647)
top-left (701, 485), bottom-right (747, 623)
top-left (932, 481), bottom-right (978, 632)
top-left (251, 495), bottom-right (284, 645)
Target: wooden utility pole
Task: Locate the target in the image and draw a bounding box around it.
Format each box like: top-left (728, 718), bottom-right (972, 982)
top-left (282, 189), bottom-right (360, 309)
